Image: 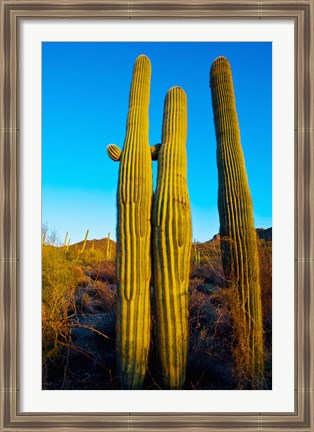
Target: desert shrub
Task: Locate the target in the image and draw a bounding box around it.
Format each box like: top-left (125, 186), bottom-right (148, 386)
top-left (258, 240), bottom-right (272, 332)
top-left (220, 284), bottom-right (269, 390)
top-left (190, 241), bottom-right (225, 288)
top-left (80, 248), bottom-right (106, 267)
top-left (75, 280), bottom-right (117, 314)
top-left (190, 264), bottom-right (226, 290)
top-left (88, 260), bottom-right (117, 285)
top-left (42, 245), bottom-right (83, 367)
top-left (187, 287), bottom-right (234, 389)
top-left (258, 239), bottom-right (272, 388)
top-left (219, 285), bottom-right (249, 388)
top-left (63, 245), bottom-right (80, 261)
top-left (189, 277), bottom-right (205, 291)
top-left (93, 280), bottom-right (117, 311)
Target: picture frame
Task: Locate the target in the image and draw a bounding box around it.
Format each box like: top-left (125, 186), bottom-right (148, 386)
top-left (0, 0), bottom-right (313, 430)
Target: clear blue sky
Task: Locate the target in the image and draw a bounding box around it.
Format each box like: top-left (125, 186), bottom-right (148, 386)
top-left (42, 42), bottom-right (272, 244)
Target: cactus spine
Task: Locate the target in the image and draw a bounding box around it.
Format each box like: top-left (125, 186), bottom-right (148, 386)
top-left (108, 55), bottom-right (153, 389)
top-left (210, 56), bottom-right (264, 388)
top-left (152, 87), bottom-right (192, 389)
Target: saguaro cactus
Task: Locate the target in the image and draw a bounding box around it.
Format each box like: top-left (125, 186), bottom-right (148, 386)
top-left (80, 229), bottom-right (89, 254)
top-left (107, 55), bottom-right (153, 389)
top-left (63, 232), bottom-right (68, 248)
top-left (152, 87), bottom-right (192, 389)
top-left (106, 232), bottom-right (111, 260)
top-left (210, 56), bottom-right (264, 388)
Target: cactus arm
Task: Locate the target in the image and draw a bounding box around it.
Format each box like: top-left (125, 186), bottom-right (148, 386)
top-left (151, 143), bottom-right (162, 160)
top-left (107, 144), bottom-right (121, 161)
top-left (152, 86), bottom-right (192, 389)
top-left (112, 55), bottom-right (152, 389)
top-left (210, 56), bottom-right (264, 388)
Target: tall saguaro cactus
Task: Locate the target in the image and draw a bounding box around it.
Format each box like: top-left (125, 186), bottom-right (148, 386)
top-left (80, 229), bottom-right (89, 254)
top-left (152, 87), bottom-right (192, 389)
top-left (210, 56), bottom-right (264, 388)
top-left (107, 55), bottom-right (153, 389)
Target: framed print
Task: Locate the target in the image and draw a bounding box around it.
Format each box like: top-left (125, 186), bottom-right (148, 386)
top-left (0, 1), bottom-right (313, 431)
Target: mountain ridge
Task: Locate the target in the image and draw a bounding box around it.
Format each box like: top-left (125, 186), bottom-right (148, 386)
top-left (70, 227), bottom-right (272, 250)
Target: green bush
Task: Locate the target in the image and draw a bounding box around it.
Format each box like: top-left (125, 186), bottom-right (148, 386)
top-left (80, 248), bottom-right (105, 267)
top-left (42, 245), bottom-right (83, 366)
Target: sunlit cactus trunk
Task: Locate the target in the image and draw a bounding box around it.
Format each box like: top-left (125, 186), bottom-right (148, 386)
top-left (63, 232), bottom-right (68, 248)
top-left (80, 229), bottom-right (89, 254)
top-left (107, 55), bottom-right (153, 389)
top-left (210, 56), bottom-right (264, 388)
top-left (152, 87), bottom-right (192, 389)
top-left (106, 232), bottom-right (111, 260)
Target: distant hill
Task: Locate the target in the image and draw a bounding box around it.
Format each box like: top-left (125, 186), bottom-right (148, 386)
top-left (256, 227), bottom-right (272, 242)
top-left (70, 237), bottom-right (116, 257)
top-left (70, 227), bottom-right (272, 253)
top-left (209, 227), bottom-right (272, 243)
